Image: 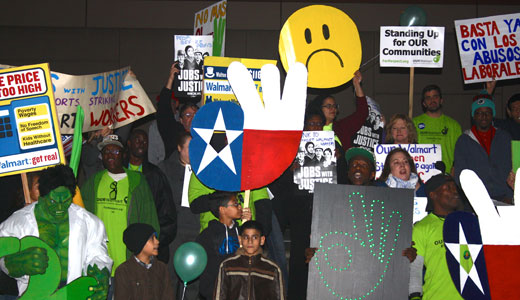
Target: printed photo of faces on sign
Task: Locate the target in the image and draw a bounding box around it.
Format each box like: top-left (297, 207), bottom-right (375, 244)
top-left (351, 96), bottom-right (384, 151)
top-left (174, 35), bottom-right (213, 98)
top-left (294, 131), bottom-right (337, 193)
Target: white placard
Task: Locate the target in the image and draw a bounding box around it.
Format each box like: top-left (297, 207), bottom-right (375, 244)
top-left (380, 26), bottom-right (445, 68)
top-left (374, 143), bottom-right (442, 182)
top-left (455, 13), bottom-right (520, 84)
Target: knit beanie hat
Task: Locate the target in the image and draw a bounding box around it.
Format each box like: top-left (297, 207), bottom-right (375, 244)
top-left (123, 223), bottom-right (156, 255)
top-left (471, 93), bottom-right (496, 117)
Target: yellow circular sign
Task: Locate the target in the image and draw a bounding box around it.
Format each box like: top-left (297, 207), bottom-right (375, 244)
top-left (279, 5), bottom-right (362, 89)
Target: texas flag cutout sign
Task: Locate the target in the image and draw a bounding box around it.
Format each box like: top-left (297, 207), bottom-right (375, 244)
top-left (190, 62), bottom-right (308, 191)
top-left (456, 169), bottom-right (520, 299)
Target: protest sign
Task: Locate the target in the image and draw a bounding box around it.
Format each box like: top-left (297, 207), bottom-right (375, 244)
top-left (174, 35), bottom-right (213, 98)
top-left (194, 0), bottom-right (227, 57)
top-left (0, 63), bottom-right (65, 176)
top-left (279, 5), bottom-right (361, 89)
top-left (455, 13), bottom-right (520, 84)
top-left (308, 183), bottom-right (413, 300)
top-left (351, 97), bottom-right (384, 151)
top-left (0, 64), bottom-right (156, 134)
top-left (202, 56), bottom-right (277, 105)
top-left (380, 26), bottom-right (445, 68)
top-left (294, 131), bottom-right (336, 193)
top-left (374, 143), bottom-right (441, 182)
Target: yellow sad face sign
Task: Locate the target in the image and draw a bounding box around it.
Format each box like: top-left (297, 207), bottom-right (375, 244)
top-left (279, 5), bottom-right (362, 89)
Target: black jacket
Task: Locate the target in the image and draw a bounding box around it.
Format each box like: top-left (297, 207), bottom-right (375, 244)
top-left (156, 86), bottom-right (186, 159)
top-left (141, 160), bottom-right (177, 263)
top-left (196, 220), bottom-right (240, 300)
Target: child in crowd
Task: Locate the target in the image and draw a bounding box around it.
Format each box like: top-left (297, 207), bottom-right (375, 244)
top-left (196, 191), bottom-right (251, 300)
top-left (214, 220), bottom-right (285, 300)
top-left (114, 223), bottom-right (174, 300)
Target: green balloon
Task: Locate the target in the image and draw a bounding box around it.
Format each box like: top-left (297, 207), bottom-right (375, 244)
top-left (400, 6), bottom-right (427, 26)
top-left (173, 242), bottom-right (207, 284)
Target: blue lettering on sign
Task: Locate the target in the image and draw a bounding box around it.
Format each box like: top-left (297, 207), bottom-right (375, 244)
top-left (51, 73), bottom-right (59, 92)
top-left (91, 70), bottom-right (132, 96)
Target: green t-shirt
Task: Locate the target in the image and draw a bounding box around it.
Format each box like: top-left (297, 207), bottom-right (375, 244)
top-left (95, 173), bottom-right (129, 276)
top-left (188, 172), bottom-right (269, 232)
top-left (323, 123), bottom-right (342, 146)
top-left (412, 213), bottom-right (463, 300)
top-left (413, 114), bottom-right (462, 174)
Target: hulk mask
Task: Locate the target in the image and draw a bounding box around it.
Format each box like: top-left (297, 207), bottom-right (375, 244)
top-left (39, 186), bottom-right (73, 221)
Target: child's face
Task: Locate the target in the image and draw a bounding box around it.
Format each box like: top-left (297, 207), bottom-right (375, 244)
top-left (240, 228), bottom-right (265, 256)
top-left (222, 195), bottom-right (242, 220)
top-left (141, 234), bottom-right (159, 257)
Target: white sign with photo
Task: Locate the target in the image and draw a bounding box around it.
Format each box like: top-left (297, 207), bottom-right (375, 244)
top-left (174, 35), bottom-right (213, 98)
top-left (294, 131), bottom-right (336, 193)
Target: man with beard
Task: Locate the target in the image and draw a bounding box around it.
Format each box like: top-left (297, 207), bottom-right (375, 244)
top-left (413, 85), bottom-right (462, 174)
top-left (126, 129), bottom-right (177, 263)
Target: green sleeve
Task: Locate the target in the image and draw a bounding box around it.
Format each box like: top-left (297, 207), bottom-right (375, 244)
top-left (188, 172), bottom-right (213, 204)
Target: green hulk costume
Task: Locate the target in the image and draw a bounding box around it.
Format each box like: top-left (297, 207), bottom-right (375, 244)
top-left (0, 165), bottom-right (112, 299)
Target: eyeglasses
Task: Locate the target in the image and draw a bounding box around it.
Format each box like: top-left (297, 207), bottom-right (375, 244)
top-left (103, 149), bottom-right (121, 155)
top-left (182, 113), bottom-right (195, 119)
top-left (322, 104), bottom-right (339, 109)
top-left (110, 181), bottom-right (118, 200)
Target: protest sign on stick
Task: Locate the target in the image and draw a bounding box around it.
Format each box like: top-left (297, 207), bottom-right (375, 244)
top-left (380, 26), bottom-right (445, 117)
top-left (194, 0), bottom-right (227, 57)
top-left (174, 35), bottom-right (213, 99)
top-left (0, 64), bottom-right (157, 134)
top-left (455, 13), bottom-right (520, 84)
top-left (0, 63), bottom-right (65, 177)
top-left (294, 131), bottom-right (336, 193)
top-left (374, 143), bottom-right (442, 182)
top-left (202, 56), bottom-right (276, 105)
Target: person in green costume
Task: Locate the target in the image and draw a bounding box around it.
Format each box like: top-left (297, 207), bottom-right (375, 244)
top-left (0, 165), bottom-right (112, 299)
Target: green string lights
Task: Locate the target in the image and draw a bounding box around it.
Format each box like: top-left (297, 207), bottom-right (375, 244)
top-left (314, 191), bottom-right (403, 299)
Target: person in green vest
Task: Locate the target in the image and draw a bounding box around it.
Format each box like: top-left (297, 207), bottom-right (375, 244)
top-left (81, 134), bottom-right (160, 299)
top-left (413, 85), bottom-right (462, 174)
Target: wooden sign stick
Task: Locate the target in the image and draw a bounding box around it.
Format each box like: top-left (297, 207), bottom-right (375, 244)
top-left (408, 67), bottom-right (415, 119)
top-left (242, 189), bottom-right (251, 223)
top-left (21, 173), bottom-right (31, 205)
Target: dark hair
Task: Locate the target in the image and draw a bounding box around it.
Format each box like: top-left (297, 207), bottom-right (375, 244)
top-left (324, 148), bottom-right (332, 155)
top-left (38, 164), bottom-right (76, 198)
top-left (27, 170), bottom-right (42, 189)
top-left (240, 220), bottom-right (264, 237)
top-left (421, 85), bottom-right (442, 102)
top-left (177, 132), bottom-right (192, 148)
top-left (378, 148), bottom-right (418, 182)
top-left (305, 141), bottom-right (314, 150)
top-left (179, 103), bottom-right (199, 117)
top-left (129, 128), bottom-right (147, 141)
top-left (304, 109), bottom-right (325, 130)
top-left (309, 94), bottom-right (335, 111)
top-left (185, 45), bottom-right (194, 54)
top-left (508, 93), bottom-right (520, 110)
top-left (209, 191), bottom-right (236, 218)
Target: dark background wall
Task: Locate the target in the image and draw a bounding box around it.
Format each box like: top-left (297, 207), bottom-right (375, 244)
top-left (1, 0), bottom-right (519, 130)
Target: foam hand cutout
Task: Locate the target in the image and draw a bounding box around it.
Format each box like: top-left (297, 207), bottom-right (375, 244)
top-left (86, 265), bottom-right (110, 300)
top-left (4, 247), bottom-right (49, 278)
top-left (190, 62), bottom-right (307, 191)
top-left (459, 169), bottom-right (520, 245)
top-left (459, 169), bottom-right (520, 299)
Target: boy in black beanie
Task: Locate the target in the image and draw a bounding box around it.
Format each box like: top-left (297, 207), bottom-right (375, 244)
top-left (114, 223), bottom-right (174, 300)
